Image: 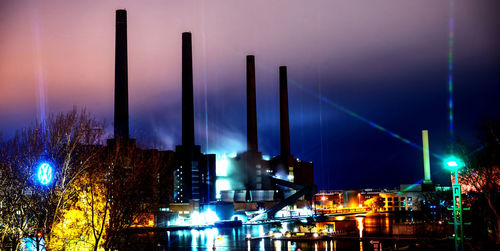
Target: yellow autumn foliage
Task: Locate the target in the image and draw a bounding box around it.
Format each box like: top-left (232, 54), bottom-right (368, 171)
top-left (49, 172), bottom-right (109, 251)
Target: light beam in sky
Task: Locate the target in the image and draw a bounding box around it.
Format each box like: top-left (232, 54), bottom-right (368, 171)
top-left (289, 79), bottom-right (444, 160)
top-left (448, 0), bottom-right (456, 143)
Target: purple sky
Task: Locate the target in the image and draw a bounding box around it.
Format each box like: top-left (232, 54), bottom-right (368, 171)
top-left (1, 0), bottom-right (499, 189)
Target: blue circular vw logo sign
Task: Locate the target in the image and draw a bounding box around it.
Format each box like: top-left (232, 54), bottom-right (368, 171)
top-left (37, 163), bottom-right (53, 185)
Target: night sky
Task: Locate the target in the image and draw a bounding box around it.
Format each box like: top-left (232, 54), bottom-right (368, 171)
top-left (1, 0), bottom-right (499, 190)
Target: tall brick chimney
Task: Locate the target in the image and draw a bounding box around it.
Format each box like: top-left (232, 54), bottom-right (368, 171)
top-left (114, 9), bottom-right (129, 140)
top-left (182, 32), bottom-right (195, 147)
top-left (247, 55), bottom-right (258, 152)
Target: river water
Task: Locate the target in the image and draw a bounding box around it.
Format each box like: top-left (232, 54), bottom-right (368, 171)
top-left (131, 213), bottom-right (451, 250)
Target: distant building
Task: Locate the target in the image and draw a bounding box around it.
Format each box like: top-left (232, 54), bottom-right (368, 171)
top-left (173, 145), bottom-right (215, 204)
top-left (313, 184), bottom-right (451, 214)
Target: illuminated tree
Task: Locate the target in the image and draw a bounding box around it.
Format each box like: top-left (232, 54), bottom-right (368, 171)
top-left (0, 108), bottom-right (105, 250)
top-left (49, 169), bottom-right (108, 251)
top-left (46, 126), bottom-right (166, 251)
top-left (363, 197), bottom-right (385, 211)
top-left (1, 108), bottom-right (169, 250)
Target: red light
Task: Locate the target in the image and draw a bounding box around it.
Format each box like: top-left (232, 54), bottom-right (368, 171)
top-left (438, 220), bottom-right (443, 225)
top-left (37, 232), bottom-right (42, 237)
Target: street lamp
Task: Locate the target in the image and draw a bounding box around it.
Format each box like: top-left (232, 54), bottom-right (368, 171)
top-left (443, 155), bottom-right (464, 251)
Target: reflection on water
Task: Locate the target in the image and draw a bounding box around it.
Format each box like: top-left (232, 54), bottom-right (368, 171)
top-left (157, 224), bottom-right (372, 250)
top-left (138, 214), bottom-right (408, 250)
top-left (355, 216), bottom-right (364, 238)
top-left (274, 240), bottom-right (281, 251)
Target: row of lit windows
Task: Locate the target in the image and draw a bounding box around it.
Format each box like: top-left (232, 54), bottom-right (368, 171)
top-left (385, 207), bottom-right (413, 211)
top-left (386, 196), bottom-right (412, 201)
top-left (387, 201), bottom-right (412, 206)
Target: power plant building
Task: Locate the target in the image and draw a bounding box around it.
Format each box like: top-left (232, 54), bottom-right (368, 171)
top-left (107, 10), bottom-right (315, 221)
top-left (219, 58), bottom-right (315, 205)
top-left (172, 32), bottom-right (216, 205)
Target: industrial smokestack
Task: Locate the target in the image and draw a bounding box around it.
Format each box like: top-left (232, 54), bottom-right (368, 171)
top-left (182, 32), bottom-right (195, 147)
top-left (247, 55), bottom-right (258, 152)
top-left (114, 9), bottom-right (129, 140)
top-left (279, 66), bottom-right (291, 160)
top-left (422, 130), bottom-right (432, 184)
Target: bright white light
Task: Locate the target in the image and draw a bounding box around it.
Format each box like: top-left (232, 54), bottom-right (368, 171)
top-left (216, 155), bottom-right (229, 177)
top-left (216, 179), bottom-right (230, 199)
top-left (175, 216), bottom-right (186, 226)
top-left (191, 211), bottom-right (203, 225)
top-left (263, 155), bottom-right (270, 161)
top-left (190, 209), bottom-right (220, 226)
top-left (446, 161), bottom-right (458, 167)
top-left (259, 225), bottom-right (265, 236)
top-left (204, 209), bottom-right (220, 225)
top-left (287, 175), bottom-right (294, 181)
top-left (281, 222), bottom-right (288, 233)
top-left (295, 207), bottom-right (313, 217)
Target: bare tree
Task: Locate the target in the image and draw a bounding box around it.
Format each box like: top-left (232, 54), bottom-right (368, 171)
top-left (0, 108), bottom-right (105, 250)
top-left (455, 120), bottom-right (500, 244)
top-left (1, 108), bottom-right (172, 250)
top-left (100, 141), bottom-right (165, 251)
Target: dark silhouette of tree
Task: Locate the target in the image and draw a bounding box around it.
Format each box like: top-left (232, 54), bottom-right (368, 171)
top-left (455, 120), bottom-right (500, 245)
top-left (100, 141), bottom-right (165, 251)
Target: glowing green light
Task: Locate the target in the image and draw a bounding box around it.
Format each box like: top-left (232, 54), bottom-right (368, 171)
top-left (447, 160), bottom-right (458, 167)
top-left (443, 156), bottom-right (464, 171)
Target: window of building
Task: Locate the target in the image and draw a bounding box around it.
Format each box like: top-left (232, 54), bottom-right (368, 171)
top-left (401, 197), bottom-right (405, 201)
top-left (394, 197), bottom-right (399, 201)
top-left (408, 202), bottom-right (412, 206)
top-left (408, 207), bottom-right (413, 211)
top-left (408, 197), bottom-right (412, 201)
top-left (388, 198), bottom-right (392, 201)
top-left (401, 207), bottom-right (406, 211)
top-left (401, 202), bottom-right (405, 206)
top-left (388, 202), bottom-right (393, 206)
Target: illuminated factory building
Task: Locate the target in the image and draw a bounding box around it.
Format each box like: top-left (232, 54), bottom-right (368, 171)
top-left (217, 56), bottom-right (315, 206)
top-left (107, 9), bottom-right (315, 225)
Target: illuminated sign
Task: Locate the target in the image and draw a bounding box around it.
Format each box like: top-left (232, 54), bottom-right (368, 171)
top-left (37, 163), bottom-right (53, 185)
